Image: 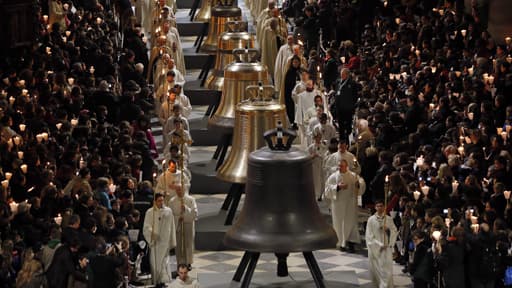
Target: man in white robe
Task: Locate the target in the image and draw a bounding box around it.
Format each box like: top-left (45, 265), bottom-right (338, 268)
top-left (365, 199), bottom-right (398, 288)
top-left (255, 1), bottom-right (275, 42)
top-left (312, 113), bottom-right (337, 144)
top-left (159, 86), bottom-right (192, 126)
top-left (142, 193), bottom-right (176, 285)
top-left (295, 80), bottom-right (320, 147)
top-left (274, 35), bottom-right (295, 95)
top-left (324, 140), bottom-right (361, 179)
top-left (260, 18), bottom-right (281, 78)
top-left (169, 186), bottom-right (198, 268)
top-left (164, 120), bottom-right (193, 160)
top-left (162, 22), bottom-right (186, 76)
top-left (163, 103), bottom-right (190, 144)
top-left (155, 160), bottom-right (191, 205)
top-left (169, 264), bottom-right (199, 288)
top-left (307, 130), bottom-right (328, 200)
top-left (324, 159), bottom-right (364, 252)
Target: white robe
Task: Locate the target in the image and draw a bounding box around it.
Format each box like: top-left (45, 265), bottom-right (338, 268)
top-left (163, 115), bottom-right (190, 144)
top-left (260, 26), bottom-right (279, 78)
top-left (295, 89), bottom-right (318, 147)
top-left (324, 151), bottom-right (361, 179)
top-left (141, 0), bottom-right (155, 35)
top-left (155, 170), bottom-right (191, 204)
top-left (165, 129), bottom-right (193, 160)
top-left (307, 142), bottom-right (328, 198)
top-left (169, 195), bottom-right (198, 265)
top-left (274, 44), bottom-right (294, 94)
top-left (142, 206), bottom-right (176, 284)
top-left (169, 277), bottom-right (199, 288)
top-left (165, 29), bottom-right (186, 76)
top-left (159, 93), bottom-right (192, 123)
top-left (313, 123), bottom-right (337, 144)
top-left (324, 170), bottom-right (364, 247)
top-left (365, 213), bottom-right (398, 288)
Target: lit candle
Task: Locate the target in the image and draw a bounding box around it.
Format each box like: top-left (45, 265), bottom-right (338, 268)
top-left (43, 15), bottom-right (48, 23)
top-left (41, 132), bottom-right (49, 141)
top-left (421, 185), bottom-right (429, 196)
top-left (17, 151), bottom-right (24, 159)
top-left (432, 230), bottom-right (441, 241)
top-left (22, 89), bottom-right (28, 96)
top-left (19, 124), bottom-right (26, 132)
top-left (413, 190), bottom-right (421, 201)
top-left (65, 30), bottom-right (71, 37)
top-left (96, 17), bottom-right (102, 25)
top-left (62, 36), bottom-right (67, 43)
top-left (498, 127), bottom-right (504, 134)
top-left (501, 131), bottom-right (508, 141)
top-left (46, 47), bottom-right (51, 55)
top-left (429, 103), bottom-right (435, 111)
top-left (54, 213), bottom-right (62, 226)
top-left (458, 146), bottom-right (464, 156)
top-left (504, 190), bottom-right (511, 200)
top-left (384, 1), bottom-right (387, 7)
top-left (71, 119), bottom-right (78, 126)
top-left (20, 164), bottom-right (27, 174)
top-left (56, 123), bottom-right (62, 130)
top-left (36, 134), bottom-right (43, 143)
top-left (468, 66), bottom-right (474, 76)
top-left (9, 96), bottom-right (15, 105)
top-left (415, 49), bottom-right (421, 57)
top-left (7, 139), bottom-right (13, 148)
top-left (19, 80), bottom-right (25, 87)
top-left (471, 224), bottom-right (479, 233)
top-left (395, 17), bottom-right (400, 25)
top-left (1, 180), bottom-right (8, 188)
top-left (13, 136), bottom-right (21, 146)
top-left (5, 172), bottom-right (12, 181)
top-left (341, 56), bottom-right (345, 64)
top-left (438, 9), bottom-right (444, 16)
top-left (461, 30), bottom-right (467, 37)
top-left (506, 37), bottom-right (512, 45)
top-left (9, 202), bottom-right (18, 214)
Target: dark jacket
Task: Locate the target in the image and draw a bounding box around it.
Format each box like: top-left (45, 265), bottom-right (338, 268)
top-left (438, 239), bottom-right (466, 288)
top-left (410, 240), bottom-right (434, 283)
top-left (89, 254), bottom-right (124, 288)
top-left (334, 77), bottom-right (358, 118)
top-left (46, 245), bottom-right (86, 288)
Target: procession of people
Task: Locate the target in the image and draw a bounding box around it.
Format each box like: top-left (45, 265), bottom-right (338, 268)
top-left (1, 0), bottom-right (512, 287)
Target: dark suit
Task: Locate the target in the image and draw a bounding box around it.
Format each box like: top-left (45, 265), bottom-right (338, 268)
top-left (334, 77), bottom-right (358, 141)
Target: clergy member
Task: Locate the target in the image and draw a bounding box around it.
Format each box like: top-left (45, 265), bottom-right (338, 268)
top-left (260, 18), bottom-right (282, 78)
top-left (169, 181), bottom-right (198, 269)
top-left (274, 36), bottom-right (295, 94)
top-left (324, 140), bottom-right (360, 178)
top-left (365, 199), bottom-right (398, 288)
top-left (169, 264), bottom-right (199, 288)
top-left (155, 159), bottom-right (191, 205)
top-left (142, 193), bottom-right (176, 286)
top-left (324, 159), bottom-right (364, 252)
top-left (307, 130), bottom-right (328, 200)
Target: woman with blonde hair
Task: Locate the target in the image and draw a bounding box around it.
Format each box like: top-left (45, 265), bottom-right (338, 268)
top-left (16, 249), bottom-right (47, 288)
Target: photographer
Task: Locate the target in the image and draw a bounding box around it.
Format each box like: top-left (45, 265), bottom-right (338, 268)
top-left (88, 236), bottom-right (125, 288)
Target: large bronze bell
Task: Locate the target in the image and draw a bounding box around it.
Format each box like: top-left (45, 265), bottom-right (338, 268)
top-left (200, 0), bottom-right (242, 54)
top-left (223, 127), bottom-right (337, 288)
top-left (216, 85), bottom-right (286, 184)
top-left (194, 0), bottom-right (212, 22)
top-left (205, 22), bottom-right (255, 91)
top-left (207, 49), bottom-right (270, 135)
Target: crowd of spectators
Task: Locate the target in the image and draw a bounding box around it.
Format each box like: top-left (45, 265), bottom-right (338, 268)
top-left (0, 0), bottom-right (156, 287)
top-left (290, 0), bottom-right (512, 286)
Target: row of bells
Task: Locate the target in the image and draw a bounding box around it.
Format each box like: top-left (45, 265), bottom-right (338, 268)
top-left (193, 0), bottom-right (337, 253)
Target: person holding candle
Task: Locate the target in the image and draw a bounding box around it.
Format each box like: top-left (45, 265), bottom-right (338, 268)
top-left (325, 159), bottom-right (364, 253)
top-left (143, 192), bottom-right (176, 286)
top-left (365, 199), bottom-right (398, 287)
